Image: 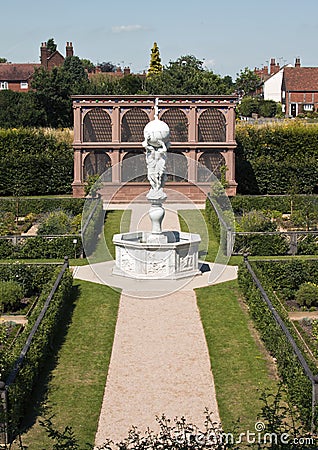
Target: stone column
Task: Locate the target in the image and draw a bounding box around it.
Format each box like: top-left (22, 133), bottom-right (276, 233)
top-left (73, 104), bottom-right (82, 143)
top-left (188, 106), bottom-right (196, 142)
top-left (110, 151), bottom-right (121, 183)
top-left (112, 106), bottom-right (120, 142)
top-left (187, 149), bottom-right (197, 183)
top-left (226, 106), bottom-right (236, 143)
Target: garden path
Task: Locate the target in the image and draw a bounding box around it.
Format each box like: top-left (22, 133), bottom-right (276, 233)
top-left (94, 203), bottom-right (221, 446)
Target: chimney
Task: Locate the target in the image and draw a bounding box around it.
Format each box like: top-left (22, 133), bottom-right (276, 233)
top-left (40, 42), bottom-right (48, 68)
top-left (270, 58), bottom-right (280, 74)
top-left (124, 66), bottom-right (130, 75)
top-left (295, 57), bottom-right (301, 68)
top-left (66, 42), bottom-right (74, 57)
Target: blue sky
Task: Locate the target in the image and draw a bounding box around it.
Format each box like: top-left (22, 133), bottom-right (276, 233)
top-left (2, 0), bottom-right (318, 79)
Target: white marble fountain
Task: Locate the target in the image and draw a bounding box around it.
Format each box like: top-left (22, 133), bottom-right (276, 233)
top-left (113, 100), bottom-right (201, 280)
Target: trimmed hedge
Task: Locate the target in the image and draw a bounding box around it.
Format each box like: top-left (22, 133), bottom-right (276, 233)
top-left (0, 236), bottom-right (82, 259)
top-left (230, 194), bottom-right (318, 215)
top-left (238, 260), bottom-right (318, 428)
top-left (3, 263), bottom-right (73, 436)
top-left (0, 128), bottom-right (74, 195)
top-left (0, 197), bottom-right (85, 217)
top-left (236, 123), bottom-right (318, 194)
top-left (233, 233), bottom-right (289, 256)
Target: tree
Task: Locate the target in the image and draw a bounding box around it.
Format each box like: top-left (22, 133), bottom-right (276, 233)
top-left (46, 38), bottom-right (57, 54)
top-left (98, 61), bottom-right (116, 73)
top-left (81, 58), bottom-right (95, 73)
top-left (0, 58), bottom-right (7, 63)
top-left (235, 67), bottom-right (261, 97)
top-left (145, 55), bottom-right (233, 95)
top-left (31, 57), bottom-right (89, 127)
top-left (147, 42), bottom-right (162, 76)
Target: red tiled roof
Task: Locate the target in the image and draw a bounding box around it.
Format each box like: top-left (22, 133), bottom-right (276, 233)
top-left (284, 67), bottom-right (318, 91)
top-left (0, 63), bottom-right (40, 81)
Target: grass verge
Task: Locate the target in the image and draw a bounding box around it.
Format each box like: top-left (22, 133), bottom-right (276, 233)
top-left (15, 279), bottom-right (120, 449)
top-left (196, 280), bottom-right (278, 434)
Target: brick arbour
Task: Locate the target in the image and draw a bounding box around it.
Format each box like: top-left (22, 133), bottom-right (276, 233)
top-left (72, 95), bottom-right (238, 202)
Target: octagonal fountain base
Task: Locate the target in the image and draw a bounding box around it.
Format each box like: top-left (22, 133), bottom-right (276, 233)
top-left (112, 231), bottom-right (201, 280)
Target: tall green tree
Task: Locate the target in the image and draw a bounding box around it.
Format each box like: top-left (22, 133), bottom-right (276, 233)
top-left (31, 57), bottom-right (89, 127)
top-left (235, 67), bottom-right (261, 97)
top-left (147, 42), bottom-right (162, 76)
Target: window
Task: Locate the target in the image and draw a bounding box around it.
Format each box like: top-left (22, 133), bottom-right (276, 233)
top-left (20, 82), bottom-right (28, 89)
top-left (303, 104), bottom-right (314, 112)
top-left (0, 82), bottom-right (8, 90)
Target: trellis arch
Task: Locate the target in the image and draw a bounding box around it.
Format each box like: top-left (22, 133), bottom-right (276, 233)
top-left (83, 109), bottom-right (112, 142)
top-left (83, 151), bottom-right (112, 181)
top-left (197, 151), bottom-right (225, 181)
top-left (121, 150), bottom-right (147, 182)
top-left (121, 108), bottom-right (149, 142)
top-left (198, 109), bottom-right (226, 142)
top-left (160, 108), bottom-right (188, 142)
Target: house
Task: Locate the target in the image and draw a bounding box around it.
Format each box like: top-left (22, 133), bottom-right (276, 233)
top-left (0, 41), bottom-right (74, 93)
top-left (263, 62), bottom-right (292, 105)
top-left (0, 63), bottom-right (40, 92)
top-left (282, 59), bottom-right (318, 117)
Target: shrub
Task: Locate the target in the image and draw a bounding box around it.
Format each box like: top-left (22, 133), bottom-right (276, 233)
top-left (0, 280), bottom-right (23, 312)
top-left (237, 209), bottom-right (276, 232)
top-left (37, 210), bottom-right (75, 236)
top-left (295, 282), bottom-right (318, 308)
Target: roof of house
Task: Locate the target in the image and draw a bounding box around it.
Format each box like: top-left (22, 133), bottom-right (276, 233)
top-left (0, 63), bottom-right (40, 81)
top-left (283, 67), bottom-right (318, 91)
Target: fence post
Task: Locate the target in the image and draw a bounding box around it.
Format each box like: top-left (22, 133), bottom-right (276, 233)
top-left (0, 381), bottom-right (8, 446)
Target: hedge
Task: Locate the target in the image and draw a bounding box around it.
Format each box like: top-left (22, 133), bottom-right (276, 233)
top-left (0, 236), bottom-right (83, 259)
top-left (233, 233), bottom-right (289, 256)
top-left (230, 194), bottom-right (318, 215)
top-left (238, 260), bottom-right (318, 428)
top-left (2, 263), bottom-right (73, 436)
top-left (0, 128), bottom-right (73, 196)
top-left (236, 123), bottom-right (318, 194)
top-left (0, 197), bottom-right (85, 217)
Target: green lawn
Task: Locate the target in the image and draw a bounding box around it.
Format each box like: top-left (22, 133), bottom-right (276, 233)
top-left (196, 280), bottom-right (278, 435)
top-left (15, 279), bottom-right (120, 449)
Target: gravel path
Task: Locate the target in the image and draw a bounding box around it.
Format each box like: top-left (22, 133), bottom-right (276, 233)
top-left (94, 290), bottom-right (220, 446)
top-left (94, 203), bottom-right (221, 446)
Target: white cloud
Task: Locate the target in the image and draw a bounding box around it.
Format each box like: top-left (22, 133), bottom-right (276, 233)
top-left (111, 24), bottom-right (144, 33)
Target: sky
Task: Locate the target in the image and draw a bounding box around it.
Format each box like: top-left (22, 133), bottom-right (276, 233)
top-left (1, 0), bottom-right (318, 79)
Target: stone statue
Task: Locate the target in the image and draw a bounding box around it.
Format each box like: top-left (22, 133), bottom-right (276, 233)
top-left (142, 117), bottom-right (170, 200)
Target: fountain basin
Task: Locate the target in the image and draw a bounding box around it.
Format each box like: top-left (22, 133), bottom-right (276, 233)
top-left (113, 231), bottom-right (201, 279)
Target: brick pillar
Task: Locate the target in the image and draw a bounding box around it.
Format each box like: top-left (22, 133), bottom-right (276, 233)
top-left (222, 149), bottom-right (237, 196)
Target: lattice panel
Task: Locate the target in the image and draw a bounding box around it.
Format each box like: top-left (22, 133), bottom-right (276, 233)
top-left (83, 151), bottom-right (112, 180)
top-left (121, 108), bottom-right (149, 142)
top-left (161, 108), bottom-right (188, 142)
top-left (83, 109), bottom-right (112, 142)
top-left (198, 109), bottom-right (226, 142)
top-left (166, 151), bottom-right (188, 182)
top-left (121, 151), bottom-right (147, 182)
top-left (197, 151), bottom-right (225, 181)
